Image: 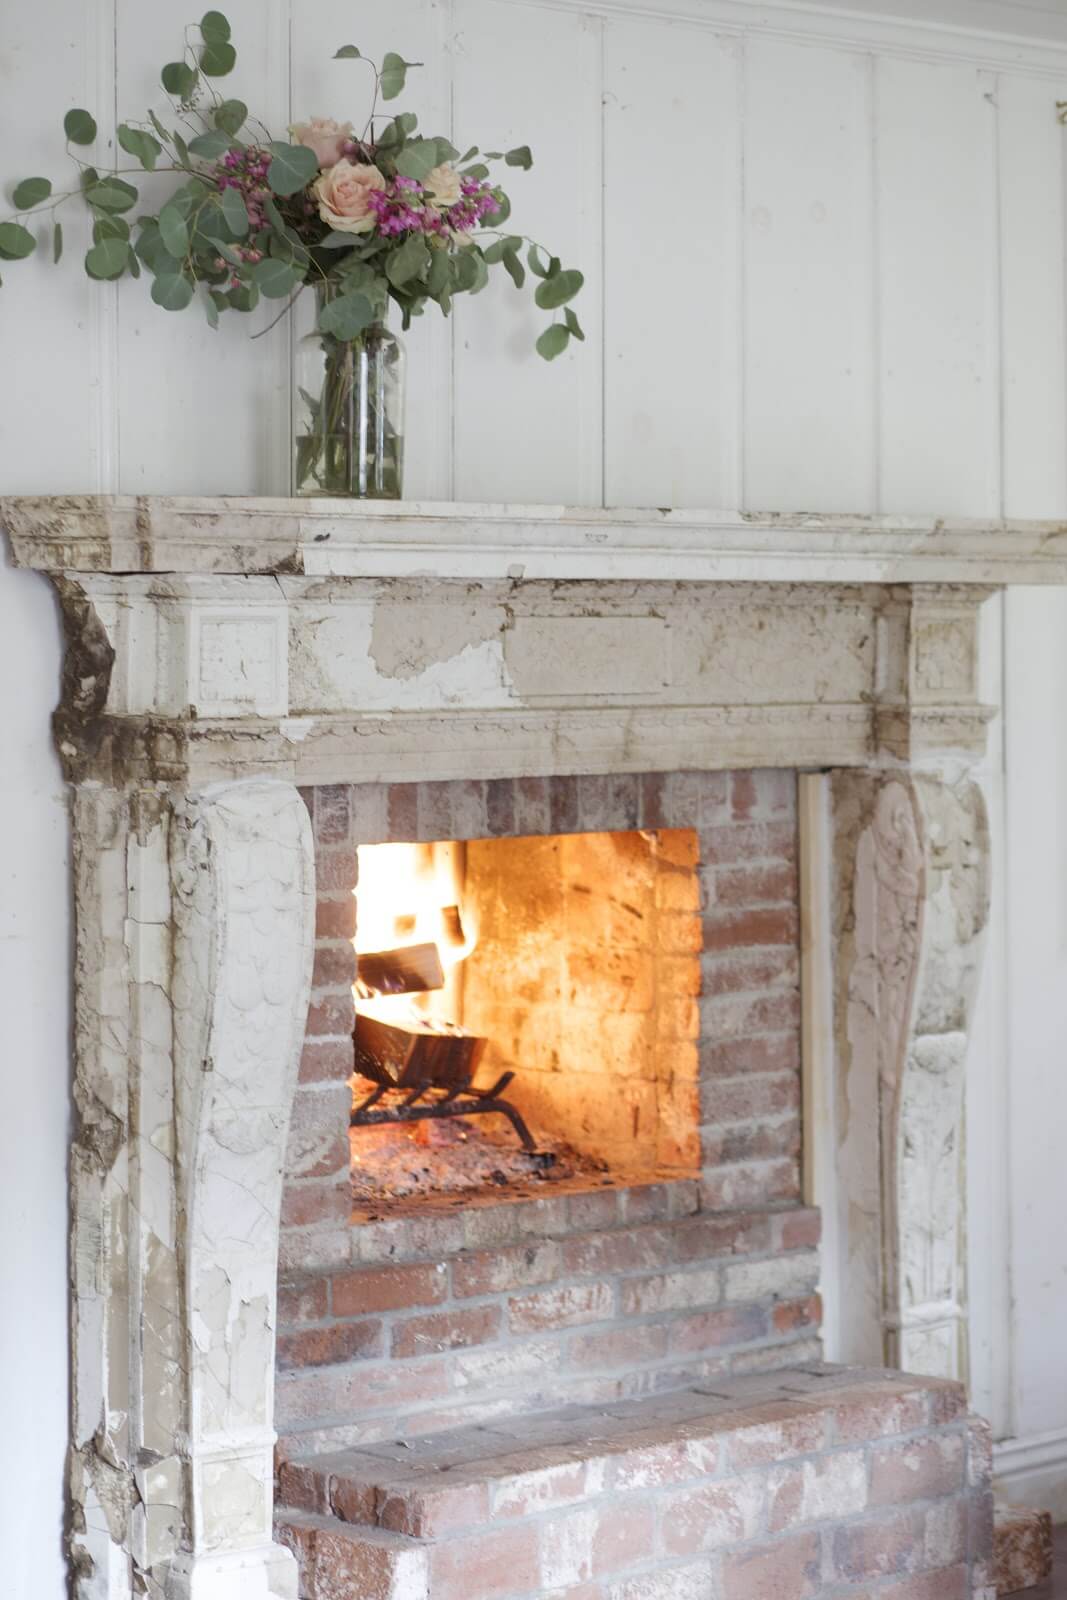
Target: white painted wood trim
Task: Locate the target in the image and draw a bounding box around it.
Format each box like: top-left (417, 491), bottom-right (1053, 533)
top-left (6, 497), bottom-right (1067, 583)
top-left (481, 0), bottom-right (1067, 75)
top-left (994, 1429), bottom-right (1067, 1521)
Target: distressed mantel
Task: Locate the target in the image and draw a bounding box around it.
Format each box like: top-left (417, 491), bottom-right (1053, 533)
top-left (5, 494), bottom-right (1067, 1600)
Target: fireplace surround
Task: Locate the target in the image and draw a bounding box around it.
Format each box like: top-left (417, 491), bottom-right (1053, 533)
top-left (5, 496), bottom-right (1067, 1600)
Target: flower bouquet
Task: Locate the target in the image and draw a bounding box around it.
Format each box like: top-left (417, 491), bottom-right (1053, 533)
top-left (0, 12), bottom-right (584, 497)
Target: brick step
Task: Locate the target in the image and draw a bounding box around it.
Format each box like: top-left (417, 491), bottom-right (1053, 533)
top-left (276, 1362), bottom-right (993, 1600)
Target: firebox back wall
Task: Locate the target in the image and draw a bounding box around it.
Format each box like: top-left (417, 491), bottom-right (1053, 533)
top-left (277, 770), bottom-right (810, 1453)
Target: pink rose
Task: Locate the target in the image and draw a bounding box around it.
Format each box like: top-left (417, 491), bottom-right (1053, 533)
top-left (289, 117), bottom-right (355, 169)
top-left (313, 160), bottom-right (385, 235)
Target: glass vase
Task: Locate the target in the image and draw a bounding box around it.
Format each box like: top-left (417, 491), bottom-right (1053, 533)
top-left (293, 287), bottom-right (406, 499)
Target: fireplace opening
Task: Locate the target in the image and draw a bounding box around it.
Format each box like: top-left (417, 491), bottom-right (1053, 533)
top-left (349, 827), bottom-right (702, 1212)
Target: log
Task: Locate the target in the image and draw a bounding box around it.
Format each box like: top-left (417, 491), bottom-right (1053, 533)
top-left (355, 941), bottom-right (445, 997)
top-left (353, 1012), bottom-right (487, 1091)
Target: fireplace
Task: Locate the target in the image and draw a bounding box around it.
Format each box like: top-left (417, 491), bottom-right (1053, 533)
top-left (7, 495), bottom-right (1063, 1600)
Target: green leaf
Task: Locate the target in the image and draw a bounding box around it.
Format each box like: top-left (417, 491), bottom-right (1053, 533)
top-left (317, 230), bottom-right (358, 250)
top-left (84, 236), bottom-right (128, 279)
top-left (380, 51), bottom-right (419, 101)
top-left (86, 179), bottom-right (138, 213)
top-left (134, 223), bottom-right (180, 275)
top-left (334, 44), bottom-right (361, 58)
top-left (92, 214), bottom-right (130, 242)
top-left (200, 9), bottom-right (231, 41)
top-left (318, 289), bottom-right (374, 339)
top-left (505, 145), bottom-right (533, 170)
top-left (0, 221), bottom-right (36, 260)
top-left (64, 108), bottom-right (97, 145)
top-left (459, 146), bottom-right (479, 163)
top-left (148, 109), bottom-right (171, 145)
top-left (173, 131), bottom-right (192, 168)
top-left (534, 268), bottom-right (583, 310)
top-left (492, 189), bottom-right (511, 225)
top-left (126, 246), bottom-right (141, 279)
top-left (204, 290), bottom-right (220, 329)
top-left (220, 185), bottom-right (249, 236)
top-left (564, 305), bottom-right (585, 341)
top-left (13, 177), bottom-right (52, 209)
top-left (536, 322), bottom-right (570, 360)
top-left (527, 244), bottom-right (550, 278)
top-left (188, 130), bottom-right (233, 159)
top-left (200, 37), bottom-right (236, 76)
top-left (251, 257), bottom-right (301, 298)
top-left (267, 141), bottom-right (319, 196)
top-left (79, 167), bottom-right (99, 193)
top-left (151, 272), bottom-right (194, 310)
top-left (394, 137), bottom-right (448, 183)
top-left (227, 280), bottom-right (259, 311)
top-left (462, 162), bottom-right (489, 181)
top-left (502, 247), bottom-right (524, 289)
top-left (53, 221), bottom-right (63, 263)
top-left (161, 61), bottom-right (198, 100)
top-left (214, 98), bottom-right (247, 135)
top-left (482, 238), bottom-right (507, 264)
top-left (158, 200), bottom-right (190, 258)
top-left (117, 125), bottom-right (162, 170)
top-left (384, 231), bottom-right (429, 288)
top-left (426, 248), bottom-right (451, 299)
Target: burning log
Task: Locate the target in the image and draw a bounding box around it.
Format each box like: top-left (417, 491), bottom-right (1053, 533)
top-left (355, 941), bottom-right (445, 998)
top-left (353, 1012), bottom-right (487, 1091)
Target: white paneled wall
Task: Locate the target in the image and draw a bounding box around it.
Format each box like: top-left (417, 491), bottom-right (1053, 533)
top-left (3, 1), bottom-right (1067, 1585)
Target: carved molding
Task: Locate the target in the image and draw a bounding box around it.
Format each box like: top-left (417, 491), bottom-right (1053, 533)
top-left (829, 770), bottom-right (990, 1381)
top-left (68, 781), bottom-right (314, 1600)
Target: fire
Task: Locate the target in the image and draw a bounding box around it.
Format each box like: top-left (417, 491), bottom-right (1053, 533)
top-left (352, 841), bottom-right (477, 1029)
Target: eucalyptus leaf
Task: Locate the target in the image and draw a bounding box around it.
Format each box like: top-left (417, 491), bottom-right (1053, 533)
top-left (84, 236), bottom-right (128, 279)
top-left (188, 130), bottom-right (232, 159)
top-left (204, 290), bottom-right (220, 328)
top-left (426, 248), bottom-right (451, 299)
top-left (394, 137), bottom-right (447, 183)
top-left (564, 306), bottom-right (585, 341)
top-left (252, 257), bottom-right (301, 298)
top-left (534, 268), bottom-right (583, 310)
top-left (492, 190), bottom-right (511, 225)
top-left (117, 125), bottom-right (162, 170)
top-left (317, 230), bottom-right (359, 250)
top-left (151, 271), bottom-right (194, 310)
top-left (148, 109), bottom-right (171, 145)
top-left (126, 247), bottom-right (141, 279)
top-left (505, 145), bottom-right (533, 170)
top-left (53, 221), bottom-right (63, 263)
top-left (64, 108), bottom-right (97, 145)
top-left (162, 60), bottom-right (198, 99)
top-left (200, 10), bottom-right (231, 41)
top-left (459, 146), bottom-right (479, 163)
top-left (462, 163), bottom-right (489, 181)
top-left (334, 44), bottom-right (361, 58)
top-left (214, 98), bottom-right (248, 136)
top-left (536, 322), bottom-right (570, 360)
top-left (227, 280), bottom-right (259, 311)
top-left (13, 177), bottom-right (52, 209)
top-left (0, 222), bottom-right (36, 260)
top-left (158, 200), bottom-right (190, 258)
top-left (200, 38), bottom-right (236, 76)
top-left (86, 179), bottom-right (138, 214)
top-left (318, 288), bottom-right (374, 339)
top-left (502, 247), bottom-right (524, 289)
top-left (527, 243), bottom-right (550, 279)
top-left (384, 231), bottom-right (428, 288)
top-left (92, 214), bottom-right (130, 242)
top-left (482, 238), bottom-right (508, 264)
top-left (173, 131), bottom-right (192, 168)
top-left (220, 185), bottom-right (249, 236)
top-left (267, 141), bottom-right (318, 196)
top-left (380, 51), bottom-right (419, 101)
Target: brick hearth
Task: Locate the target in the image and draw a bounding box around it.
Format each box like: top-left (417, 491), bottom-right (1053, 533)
top-left (276, 1365), bottom-right (991, 1600)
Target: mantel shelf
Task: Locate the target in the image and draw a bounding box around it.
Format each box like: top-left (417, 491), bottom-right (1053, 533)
top-left (5, 495), bottom-right (1067, 585)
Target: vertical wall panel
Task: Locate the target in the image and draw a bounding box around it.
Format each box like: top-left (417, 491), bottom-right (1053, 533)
top-left (290, 0), bottom-right (454, 499)
top-left (875, 57), bottom-right (999, 516)
top-left (452, 0), bottom-right (603, 505)
top-left (998, 73), bottom-right (1067, 518)
top-left (998, 73), bottom-right (1067, 1450)
top-left (115, 1), bottom-right (292, 494)
top-left (603, 19), bottom-right (741, 509)
top-left (743, 38), bottom-right (875, 512)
